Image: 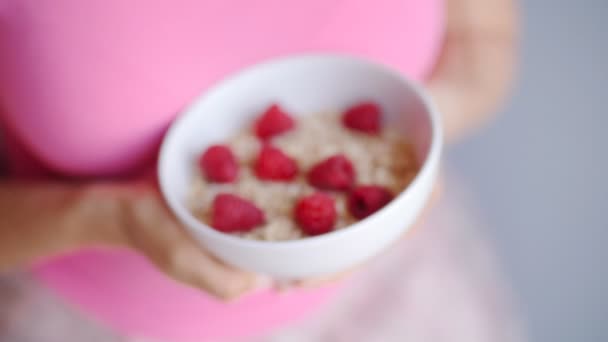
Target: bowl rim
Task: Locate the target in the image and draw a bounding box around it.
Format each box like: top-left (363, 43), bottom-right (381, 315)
top-left (158, 53), bottom-right (443, 251)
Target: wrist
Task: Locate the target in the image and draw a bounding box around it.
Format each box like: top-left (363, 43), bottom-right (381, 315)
top-left (69, 183), bottom-right (131, 246)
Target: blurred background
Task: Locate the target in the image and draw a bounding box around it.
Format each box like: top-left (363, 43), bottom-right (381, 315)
top-left (448, 0), bottom-right (608, 341)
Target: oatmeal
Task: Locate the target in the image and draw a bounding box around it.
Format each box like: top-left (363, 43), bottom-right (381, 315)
top-left (189, 103), bottom-right (418, 241)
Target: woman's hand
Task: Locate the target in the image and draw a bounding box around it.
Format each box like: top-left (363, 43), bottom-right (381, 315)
top-left (112, 181), bottom-right (269, 299)
top-left (0, 180), bottom-right (262, 300)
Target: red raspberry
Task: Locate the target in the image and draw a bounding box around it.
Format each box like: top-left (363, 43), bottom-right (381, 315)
top-left (342, 102), bottom-right (382, 134)
top-left (199, 145), bottom-right (238, 183)
top-left (294, 192), bottom-right (337, 236)
top-left (307, 154), bottom-right (355, 191)
top-left (211, 193), bottom-right (265, 233)
top-left (255, 104), bottom-right (295, 139)
top-left (254, 145), bottom-right (298, 181)
top-left (347, 185), bottom-right (394, 219)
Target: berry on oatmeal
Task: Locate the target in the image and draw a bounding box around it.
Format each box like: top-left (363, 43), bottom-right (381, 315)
top-left (211, 193), bottom-right (265, 232)
top-left (342, 102), bottom-right (381, 134)
top-left (189, 110), bottom-right (417, 242)
top-left (294, 192), bottom-right (337, 236)
top-left (255, 104), bottom-right (295, 140)
top-left (254, 145), bottom-right (298, 181)
top-left (199, 145), bottom-right (239, 183)
top-left (307, 154), bottom-right (355, 191)
top-left (347, 185), bottom-right (394, 219)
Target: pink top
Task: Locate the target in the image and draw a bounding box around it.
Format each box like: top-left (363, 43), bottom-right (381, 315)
top-left (0, 1), bottom-right (443, 341)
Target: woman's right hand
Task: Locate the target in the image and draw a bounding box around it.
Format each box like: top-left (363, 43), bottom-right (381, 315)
top-left (0, 179), bottom-right (264, 300)
top-left (111, 180), bottom-right (271, 299)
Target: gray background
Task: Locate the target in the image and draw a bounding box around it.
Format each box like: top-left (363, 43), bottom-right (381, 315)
top-left (447, 1), bottom-right (608, 341)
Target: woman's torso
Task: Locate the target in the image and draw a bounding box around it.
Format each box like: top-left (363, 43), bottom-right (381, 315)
top-left (0, 0), bottom-right (443, 340)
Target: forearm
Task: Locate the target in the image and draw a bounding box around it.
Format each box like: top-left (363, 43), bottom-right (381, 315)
top-left (428, 0), bottom-right (518, 142)
top-left (0, 181), bottom-right (126, 271)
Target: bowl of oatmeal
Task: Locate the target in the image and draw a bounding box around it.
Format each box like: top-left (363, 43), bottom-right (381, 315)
top-left (158, 55), bottom-right (442, 279)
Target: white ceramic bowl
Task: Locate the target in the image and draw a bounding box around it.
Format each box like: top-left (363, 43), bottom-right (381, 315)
top-left (159, 55), bottom-right (442, 279)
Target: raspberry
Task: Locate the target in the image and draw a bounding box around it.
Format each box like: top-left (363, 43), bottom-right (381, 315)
top-left (254, 145), bottom-right (298, 181)
top-left (211, 193), bottom-right (265, 232)
top-left (342, 102), bottom-right (382, 134)
top-left (199, 145), bottom-right (238, 183)
top-left (307, 154), bottom-right (355, 191)
top-left (294, 192), bottom-right (337, 236)
top-left (347, 185), bottom-right (394, 219)
top-left (255, 104), bottom-right (295, 139)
